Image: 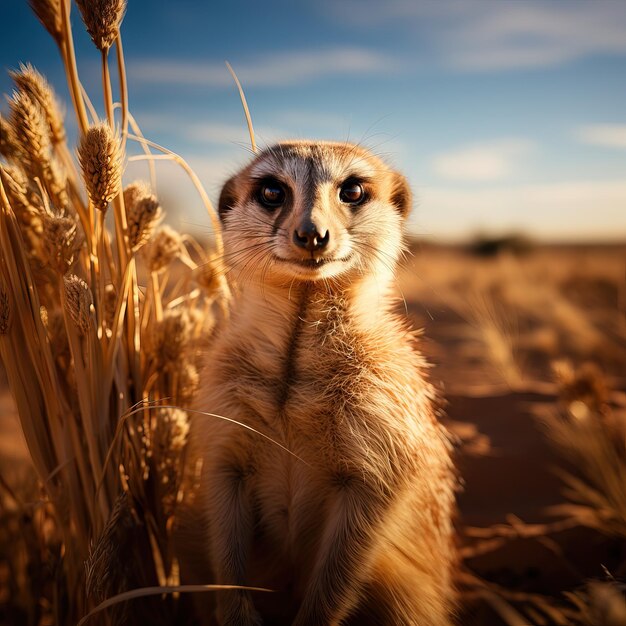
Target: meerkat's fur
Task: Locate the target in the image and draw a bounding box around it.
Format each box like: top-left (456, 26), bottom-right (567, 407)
top-left (177, 141), bottom-right (456, 625)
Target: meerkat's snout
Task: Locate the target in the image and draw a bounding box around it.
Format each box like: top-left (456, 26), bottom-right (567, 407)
top-left (292, 219), bottom-right (330, 253)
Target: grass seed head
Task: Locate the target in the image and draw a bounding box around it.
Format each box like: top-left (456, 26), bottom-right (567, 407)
top-left (28, 0), bottom-right (63, 46)
top-left (148, 307), bottom-right (200, 371)
top-left (42, 210), bottom-right (82, 274)
top-left (63, 274), bottom-right (93, 336)
top-left (0, 165), bottom-right (43, 225)
top-left (8, 90), bottom-right (51, 174)
top-left (153, 407), bottom-right (189, 515)
top-left (145, 225), bottom-right (183, 273)
top-left (78, 124), bottom-right (122, 213)
top-left (75, 0), bottom-right (127, 51)
top-left (0, 114), bottom-right (21, 161)
top-left (10, 64), bottom-right (65, 145)
top-left (123, 181), bottom-right (162, 251)
top-left (178, 362), bottom-right (200, 404)
top-left (156, 408), bottom-right (190, 457)
top-left (86, 491), bottom-right (138, 625)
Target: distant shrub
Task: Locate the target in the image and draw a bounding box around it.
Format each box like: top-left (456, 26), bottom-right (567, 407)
top-left (467, 233), bottom-right (535, 257)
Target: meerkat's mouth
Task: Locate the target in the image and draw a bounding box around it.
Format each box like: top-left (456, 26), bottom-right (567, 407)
top-left (272, 254), bottom-right (353, 273)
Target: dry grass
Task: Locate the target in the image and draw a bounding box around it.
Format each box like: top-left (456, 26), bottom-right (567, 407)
top-left (0, 0), bottom-right (228, 623)
top-left (546, 361), bottom-right (626, 537)
top-left (401, 243), bottom-right (626, 624)
top-left (457, 357), bottom-right (626, 624)
top-left (403, 243), bottom-right (626, 391)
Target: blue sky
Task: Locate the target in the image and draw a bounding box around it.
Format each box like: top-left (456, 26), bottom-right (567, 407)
top-left (2, 0), bottom-right (626, 241)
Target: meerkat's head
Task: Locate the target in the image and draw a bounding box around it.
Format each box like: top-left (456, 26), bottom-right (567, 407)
top-left (218, 141), bottom-right (411, 288)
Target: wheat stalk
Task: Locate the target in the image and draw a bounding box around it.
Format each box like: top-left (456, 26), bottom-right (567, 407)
top-left (0, 0), bottom-right (228, 622)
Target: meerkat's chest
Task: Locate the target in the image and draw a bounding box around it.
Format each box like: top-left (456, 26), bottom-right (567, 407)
top-left (219, 320), bottom-right (361, 428)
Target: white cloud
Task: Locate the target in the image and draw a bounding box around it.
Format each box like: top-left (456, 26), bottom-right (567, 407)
top-left (444, 2), bottom-right (626, 71)
top-left (575, 124), bottom-right (626, 150)
top-left (326, 1), bottom-right (626, 71)
top-left (412, 179), bottom-right (626, 241)
top-left (128, 47), bottom-right (395, 88)
top-left (431, 139), bottom-right (533, 182)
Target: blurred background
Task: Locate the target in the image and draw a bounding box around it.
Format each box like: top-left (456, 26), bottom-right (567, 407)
top-left (2, 2), bottom-right (626, 624)
top-left (3, 0), bottom-right (626, 242)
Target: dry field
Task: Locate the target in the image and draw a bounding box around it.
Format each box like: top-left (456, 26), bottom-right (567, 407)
top-left (1, 241), bottom-right (625, 624)
top-left (402, 241), bottom-right (626, 625)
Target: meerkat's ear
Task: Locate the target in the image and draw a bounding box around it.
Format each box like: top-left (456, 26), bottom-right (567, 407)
top-left (389, 171), bottom-right (412, 218)
top-left (218, 175), bottom-right (239, 221)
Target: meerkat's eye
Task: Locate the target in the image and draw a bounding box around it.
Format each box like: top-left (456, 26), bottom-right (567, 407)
top-left (258, 179), bottom-right (286, 209)
top-left (339, 180), bottom-right (365, 205)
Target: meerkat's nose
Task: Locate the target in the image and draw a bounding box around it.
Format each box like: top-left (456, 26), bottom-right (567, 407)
top-left (293, 222), bottom-right (330, 252)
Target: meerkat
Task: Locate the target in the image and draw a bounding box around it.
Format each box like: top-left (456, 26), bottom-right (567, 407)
top-left (178, 140), bottom-right (456, 626)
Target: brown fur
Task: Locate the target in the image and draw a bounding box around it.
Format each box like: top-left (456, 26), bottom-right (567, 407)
top-left (177, 141), bottom-right (456, 625)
